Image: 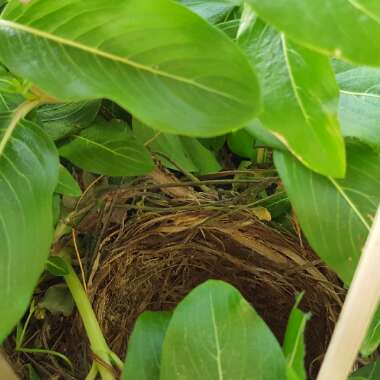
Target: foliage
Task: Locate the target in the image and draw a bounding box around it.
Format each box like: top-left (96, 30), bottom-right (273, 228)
top-left (123, 281), bottom-right (287, 380)
top-left (0, 0), bottom-right (380, 378)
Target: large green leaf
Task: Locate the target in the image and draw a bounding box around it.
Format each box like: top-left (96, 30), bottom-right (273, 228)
top-left (0, 113), bottom-right (59, 342)
top-left (239, 20), bottom-right (345, 177)
top-left (123, 312), bottom-right (172, 380)
top-left (59, 121), bottom-right (154, 177)
top-left (160, 280), bottom-right (287, 380)
top-left (283, 294), bottom-right (310, 380)
top-left (336, 65), bottom-right (380, 146)
top-left (37, 101), bottom-right (101, 141)
top-left (247, 0), bottom-right (380, 67)
top-left (133, 119), bottom-right (221, 174)
top-left (274, 142), bottom-right (380, 286)
top-left (0, 0), bottom-right (260, 137)
top-left (350, 360), bottom-right (380, 380)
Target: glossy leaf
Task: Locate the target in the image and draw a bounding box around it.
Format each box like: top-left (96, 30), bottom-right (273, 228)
top-left (160, 280), bottom-right (287, 380)
top-left (59, 121), bottom-right (155, 177)
top-left (274, 142), bottom-right (380, 285)
top-left (283, 294), bottom-right (310, 380)
top-left (239, 20), bottom-right (345, 177)
top-left (336, 64), bottom-right (380, 146)
top-left (0, 0), bottom-right (261, 137)
top-left (0, 113), bottom-right (59, 342)
top-left (179, 0), bottom-right (240, 23)
top-left (123, 312), bottom-right (172, 380)
top-left (247, 0), bottom-right (380, 67)
top-left (55, 165), bottom-right (81, 197)
top-left (133, 119), bottom-right (221, 174)
top-left (350, 360), bottom-right (380, 380)
top-left (37, 101), bottom-right (101, 141)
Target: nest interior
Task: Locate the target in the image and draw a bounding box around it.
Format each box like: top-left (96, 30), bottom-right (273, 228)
top-left (5, 171), bottom-right (344, 380)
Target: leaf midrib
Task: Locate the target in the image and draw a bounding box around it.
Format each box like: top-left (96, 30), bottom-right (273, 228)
top-left (74, 135), bottom-right (146, 165)
top-left (347, 0), bottom-right (380, 25)
top-left (280, 33), bottom-right (311, 126)
top-left (0, 19), bottom-right (247, 106)
top-left (329, 177), bottom-right (371, 231)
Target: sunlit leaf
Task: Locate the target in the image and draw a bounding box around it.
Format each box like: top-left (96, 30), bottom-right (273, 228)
top-left (160, 280), bottom-right (287, 380)
top-left (239, 20), bottom-right (345, 177)
top-left (0, 0), bottom-right (260, 136)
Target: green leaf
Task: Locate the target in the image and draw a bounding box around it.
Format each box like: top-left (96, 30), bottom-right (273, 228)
top-left (246, 120), bottom-right (286, 151)
top-left (227, 128), bottom-right (255, 159)
top-left (350, 360), bottom-right (380, 380)
top-left (179, 0), bottom-right (240, 23)
top-left (37, 101), bottom-right (101, 141)
top-left (199, 135), bottom-right (226, 152)
top-left (160, 280), bottom-right (287, 380)
top-left (123, 312), bottom-right (172, 380)
top-left (38, 284), bottom-right (74, 317)
top-left (239, 20), bottom-right (345, 177)
top-left (26, 364), bottom-right (41, 380)
top-left (283, 294), bottom-right (310, 380)
top-left (274, 142), bottom-right (380, 286)
top-left (336, 65), bottom-right (380, 146)
top-left (133, 119), bottom-right (221, 174)
top-left (247, 0), bottom-right (380, 67)
top-left (46, 256), bottom-right (69, 277)
top-left (362, 307), bottom-right (380, 356)
top-left (0, 113), bottom-right (59, 342)
top-left (59, 121), bottom-right (154, 177)
top-left (0, 0), bottom-right (260, 137)
top-left (55, 165), bottom-right (81, 197)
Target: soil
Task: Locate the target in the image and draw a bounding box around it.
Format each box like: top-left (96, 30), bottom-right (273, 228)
top-left (4, 170), bottom-right (344, 380)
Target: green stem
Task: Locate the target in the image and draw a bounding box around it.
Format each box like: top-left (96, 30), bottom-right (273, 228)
top-left (62, 250), bottom-right (115, 380)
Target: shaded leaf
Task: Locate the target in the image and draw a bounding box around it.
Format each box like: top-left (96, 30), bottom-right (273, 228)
top-left (246, 120), bottom-right (286, 151)
top-left (0, 113), bottom-right (59, 342)
top-left (247, 0), bottom-right (380, 67)
top-left (55, 165), bottom-right (81, 197)
top-left (350, 360), bottom-right (380, 380)
top-left (38, 284), bottom-right (74, 317)
top-left (46, 256), bottom-right (69, 277)
top-left (37, 101), bottom-right (101, 141)
top-left (123, 312), bottom-right (172, 380)
top-left (283, 294), bottom-right (310, 380)
top-left (227, 128), bottom-right (255, 159)
top-left (0, 0), bottom-right (260, 137)
top-left (26, 364), bottom-right (41, 380)
top-left (160, 280), bottom-right (287, 380)
top-left (362, 307), bottom-right (380, 356)
top-left (336, 65), bottom-right (380, 146)
top-left (179, 0), bottom-right (240, 23)
top-left (59, 121), bottom-right (155, 177)
top-left (239, 20), bottom-right (345, 177)
top-left (199, 135), bottom-right (226, 152)
top-left (134, 119), bottom-right (221, 174)
top-left (274, 142), bottom-right (380, 286)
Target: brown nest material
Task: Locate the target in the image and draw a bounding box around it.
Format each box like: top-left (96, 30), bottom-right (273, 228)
top-left (5, 170), bottom-right (344, 379)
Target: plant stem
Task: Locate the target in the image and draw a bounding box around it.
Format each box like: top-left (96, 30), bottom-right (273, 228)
top-left (62, 250), bottom-right (115, 380)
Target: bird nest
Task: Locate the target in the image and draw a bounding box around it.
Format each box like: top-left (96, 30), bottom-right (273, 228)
top-left (5, 169), bottom-right (344, 379)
